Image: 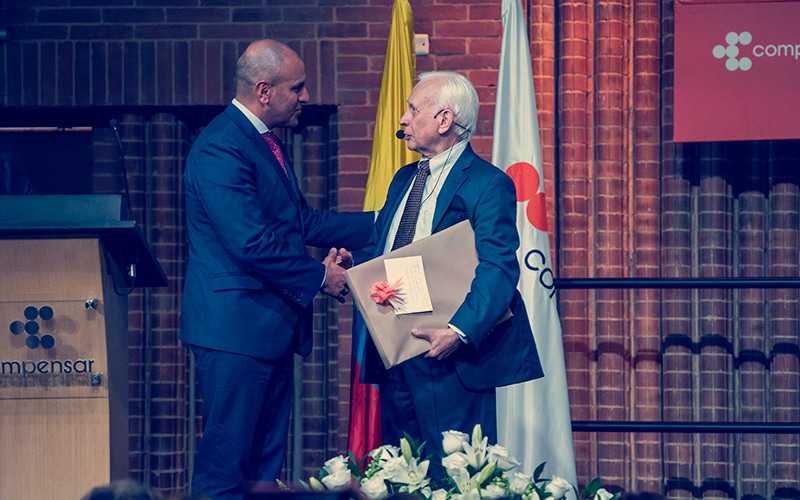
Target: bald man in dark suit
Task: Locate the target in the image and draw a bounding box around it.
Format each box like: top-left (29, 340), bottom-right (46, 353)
top-left (180, 39), bottom-right (373, 499)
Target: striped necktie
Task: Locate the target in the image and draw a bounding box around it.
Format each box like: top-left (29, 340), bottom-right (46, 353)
top-left (391, 159), bottom-right (431, 250)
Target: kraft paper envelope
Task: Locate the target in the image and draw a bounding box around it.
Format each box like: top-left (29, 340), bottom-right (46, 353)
top-left (345, 220), bottom-right (478, 369)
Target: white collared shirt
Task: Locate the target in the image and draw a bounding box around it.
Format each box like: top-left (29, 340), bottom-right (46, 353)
top-left (383, 139), bottom-right (469, 254)
top-left (231, 98), bottom-right (272, 134)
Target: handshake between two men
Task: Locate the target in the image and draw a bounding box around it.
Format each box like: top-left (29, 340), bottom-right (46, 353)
top-left (321, 247), bottom-right (353, 304)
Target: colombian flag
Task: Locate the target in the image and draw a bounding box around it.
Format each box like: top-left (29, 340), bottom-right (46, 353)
top-left (347, 0), bottom-right (419, 460)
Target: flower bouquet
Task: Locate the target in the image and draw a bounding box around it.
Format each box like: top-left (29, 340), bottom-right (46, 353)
top-left (301, 424), bottom-right (618, 500)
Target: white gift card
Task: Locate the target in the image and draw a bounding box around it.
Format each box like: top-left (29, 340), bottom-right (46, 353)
top-left (383, 256), bottom-right (433, 315)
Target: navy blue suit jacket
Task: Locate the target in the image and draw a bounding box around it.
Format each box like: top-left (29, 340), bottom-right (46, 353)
top-left (180, 104), bottom-right (374, 360)
top-left (360, 144), bottom-right (543, 390)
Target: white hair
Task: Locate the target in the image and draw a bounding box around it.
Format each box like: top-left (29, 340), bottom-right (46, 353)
top-left (418, 71), bottom-right (478, 140)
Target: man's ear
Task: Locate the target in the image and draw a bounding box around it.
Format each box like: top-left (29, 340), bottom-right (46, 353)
top-left (436, 109), bottom-right (455, 134)
top-left (256, 81), bottom-right (271, 104)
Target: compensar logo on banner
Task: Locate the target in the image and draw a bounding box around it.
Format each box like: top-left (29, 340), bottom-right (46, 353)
top-left (675, 0), bottom-right (800, 142)
top-left (713, 30), bottom-right (800, 72)
top-left (713, 31), bottom-right (753, 71)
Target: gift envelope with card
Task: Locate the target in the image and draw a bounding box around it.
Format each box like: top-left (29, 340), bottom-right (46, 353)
top-left (345, 220), bottom-right (479, 369)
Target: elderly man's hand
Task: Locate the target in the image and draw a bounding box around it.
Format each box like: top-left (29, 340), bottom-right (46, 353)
top-left (411, 327), bottom-right (461, 360)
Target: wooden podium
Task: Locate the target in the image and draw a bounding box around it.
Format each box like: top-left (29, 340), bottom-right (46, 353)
top-left (0, 195), bottom-right (167, 499)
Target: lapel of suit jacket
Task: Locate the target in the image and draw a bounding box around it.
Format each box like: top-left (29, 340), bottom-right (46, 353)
top-left (226, 105), bottom-right (302, 208)
top-left (375, 164), bottom-right (417, 255)
top-left (431, 143), bottom-right (474, 232)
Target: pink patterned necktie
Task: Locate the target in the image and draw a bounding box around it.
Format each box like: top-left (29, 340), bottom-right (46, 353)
top-left (261, 131), bottom-right (288, 177)
top-left (391, 159), bottom-right (431, 250)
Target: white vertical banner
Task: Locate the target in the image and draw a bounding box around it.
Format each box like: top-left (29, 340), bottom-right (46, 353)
top-left (492, 0), bottom-right (578, 490)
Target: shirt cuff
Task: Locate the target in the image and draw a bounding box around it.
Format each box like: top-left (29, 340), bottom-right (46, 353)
top-left (448, 323), bottom-right (470, 344)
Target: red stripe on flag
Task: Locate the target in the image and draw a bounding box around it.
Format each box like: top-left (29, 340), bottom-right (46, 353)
top-left (347, 360), bottom-right (382, 460)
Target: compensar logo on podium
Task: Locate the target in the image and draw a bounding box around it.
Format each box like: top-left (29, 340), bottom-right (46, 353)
top-left (674, 0), bottom-right (800, 142)
top-left (8, 305), bottom-right (58, 350)
top-left (2, 303), bottom-right (99, 385)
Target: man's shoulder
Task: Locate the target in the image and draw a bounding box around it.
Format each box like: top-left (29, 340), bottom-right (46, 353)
top-left (190, 107), bottom-right (249, 152)
top-left (463, 152), bottom-right (508, 180)
top-left (457, 144), bottom-right (502, 173)
top-left (199, 105), bottom-right (244, 137)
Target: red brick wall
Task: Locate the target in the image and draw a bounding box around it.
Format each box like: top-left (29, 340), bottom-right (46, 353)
top-left (3, 0), bottom-right (800, 498)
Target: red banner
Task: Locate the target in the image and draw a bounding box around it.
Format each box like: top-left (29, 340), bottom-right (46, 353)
top-left (674, 1), bottom-right (800, 142)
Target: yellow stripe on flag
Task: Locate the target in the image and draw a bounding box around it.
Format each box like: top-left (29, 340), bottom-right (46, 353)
top-left (363, 0), bottom-right (420, 211)
top-left (348, 0), bottom-right (418, 461)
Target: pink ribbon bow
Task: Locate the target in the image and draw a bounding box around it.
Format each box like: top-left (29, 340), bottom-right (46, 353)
top-left (369, 279), bottom-right (404, 308)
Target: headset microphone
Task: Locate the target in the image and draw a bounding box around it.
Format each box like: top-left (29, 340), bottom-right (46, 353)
top-left (395, 130), bottom-right (405, 139)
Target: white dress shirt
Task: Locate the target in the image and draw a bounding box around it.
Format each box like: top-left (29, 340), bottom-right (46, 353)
top-left (383, 139), bottom-right (469, 254)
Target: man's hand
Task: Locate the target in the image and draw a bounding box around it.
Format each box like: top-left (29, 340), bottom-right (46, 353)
top-left (321, 248), bottom-right (349, 303)
top-left (335, 248), bottom-right (353, 269)
top-left (411, 327), bottom-right (461, 360)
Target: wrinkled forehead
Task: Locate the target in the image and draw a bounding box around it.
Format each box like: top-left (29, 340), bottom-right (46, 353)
top-left (408, 78), bottom-right (439, 110)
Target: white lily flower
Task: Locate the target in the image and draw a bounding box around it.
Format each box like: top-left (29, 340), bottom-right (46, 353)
top-left (448, 465), bottom-right (482, 494)
top-left (462, 435), bottom-right (490, 469)
top-left (400, 457), bottom-right (431, 493)
top-left (382, 456), bottom-right (430, 493)
top-left (304, 422), bottom-right (605, 500)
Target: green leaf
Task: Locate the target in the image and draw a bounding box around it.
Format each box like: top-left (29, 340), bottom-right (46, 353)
top-left (581, 477), bottom-right (601, 498)
top-left (349, 449), bottom-right (361, 467)
top-left (533, 462), bottom-right (547, 481)
top-left (347, 459), bottom-right (361, 478)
